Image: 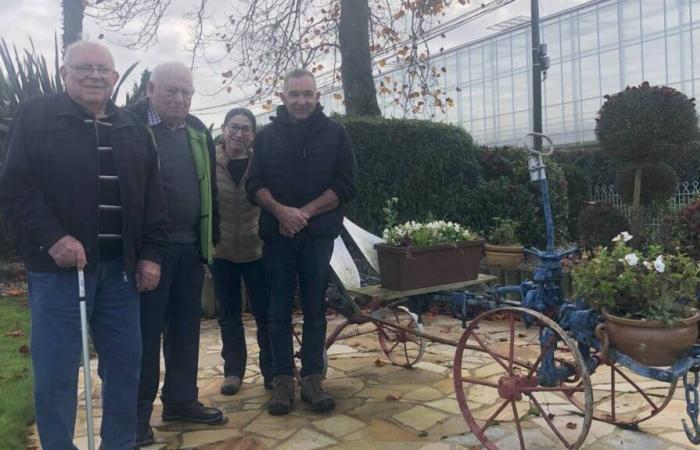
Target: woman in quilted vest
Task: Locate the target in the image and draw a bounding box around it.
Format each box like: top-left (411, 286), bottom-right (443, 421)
top-left (212, 107), bottom-right (272, 395)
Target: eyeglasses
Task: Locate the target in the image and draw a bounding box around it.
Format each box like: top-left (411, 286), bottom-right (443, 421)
top-left (69, 65), bottom-right (115, 77)
top-left (225, 123), bottom-right (253, 135)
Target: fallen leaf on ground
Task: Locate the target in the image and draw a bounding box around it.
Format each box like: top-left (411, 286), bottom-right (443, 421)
top-left (565, 422), bottom-right (577, 429)
top-left (2, 288), bottom-right (26, 297)
top-left (385, 394), bottom-right (401, 401)
top-left (4, 329), bottom-right (23, 337)
top-left (374, 358), bottom-right (386, 367)
top-left (18, 345), bottom-right (30, 354)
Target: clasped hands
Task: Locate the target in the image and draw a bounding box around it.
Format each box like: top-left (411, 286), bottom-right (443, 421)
top-left (276, 205), bottom-right (311, 238)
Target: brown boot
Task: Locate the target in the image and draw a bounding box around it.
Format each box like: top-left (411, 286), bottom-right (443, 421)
top-left (268, 375), bottom-right (295, 415)
top-left (300, 374), bottom-right (335, 412)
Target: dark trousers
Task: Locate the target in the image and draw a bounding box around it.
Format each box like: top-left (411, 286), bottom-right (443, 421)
top-left (137, 243), bottom-right (204, 422)
top-left (263, 236), bottom-right (334, 377)
top-left (29, 259), bottom-right (140, 450)
top-left (212, 258), bottom-right (272, 382)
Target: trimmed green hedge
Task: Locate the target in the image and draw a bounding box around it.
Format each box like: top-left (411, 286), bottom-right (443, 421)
top-left (340, 117), bottom-right (569, 248)
top-left (340, 116), bottom-right (482, 234)
top-left (474, 147), bottom-right (569, 247)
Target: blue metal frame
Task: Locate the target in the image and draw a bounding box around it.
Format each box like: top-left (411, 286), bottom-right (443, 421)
top-left (450, 136), bottom-right (700, 443)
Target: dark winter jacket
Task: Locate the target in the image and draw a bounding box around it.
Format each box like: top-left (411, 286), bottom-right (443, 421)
top-left (0, 93), bottom-right (169, 272)
top-left (128, 99), bottom-right (221, 262)
top-left (246, 105), bottom-right (357, 238)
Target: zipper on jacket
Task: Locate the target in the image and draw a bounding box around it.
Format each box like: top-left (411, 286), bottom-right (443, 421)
top-left (89, 118), bottom-right (101, 266)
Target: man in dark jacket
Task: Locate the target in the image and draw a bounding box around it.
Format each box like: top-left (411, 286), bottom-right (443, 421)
top-left (246, 68), bottom-right (357, 416)
top-left (128, 62), bottom-right (222, 446)
top-left (0, 41), bottom-right (168, 450)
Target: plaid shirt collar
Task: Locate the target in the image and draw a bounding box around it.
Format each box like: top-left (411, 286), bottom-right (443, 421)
top-left (146, 100), bottom-right (186, 129)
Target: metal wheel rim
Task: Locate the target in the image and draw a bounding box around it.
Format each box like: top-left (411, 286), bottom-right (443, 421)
top-left (452, 307), bottom-right (593, 450)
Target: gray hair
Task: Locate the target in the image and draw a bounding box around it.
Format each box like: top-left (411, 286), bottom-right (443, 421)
top-left (150, 62), bottom-right (193, 87)
top-left (63, 41), bottom-right (115, 67)
top-left (282, 68), bottom-right (317, 92)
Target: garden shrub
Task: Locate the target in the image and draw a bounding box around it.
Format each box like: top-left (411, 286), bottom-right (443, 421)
top-left (595, 82), bottom-right (699, 164)
top-left (473, 147), bottom-right (569, 247)
top-left (339, 117), bottom-right (569, 248)
top-left (577, 202), bottom-right (630, 250)
top-left (614, 163), bottom-right (678, 205)
top-left (340, 116), bottom-right (482, 234)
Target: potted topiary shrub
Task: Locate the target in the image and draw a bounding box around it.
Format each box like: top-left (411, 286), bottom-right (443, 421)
top-left (595, 82), bottom-right (699, 237)
top-left (572, 231), bottom-right (700, 366)
top-left (376, 220), bottom-right (484, 290)
top-left (484, 217), bottom-right (523, 267)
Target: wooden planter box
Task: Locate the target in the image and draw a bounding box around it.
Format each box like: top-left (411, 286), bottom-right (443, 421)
top-left (375, 239), bottom-right (485, 291)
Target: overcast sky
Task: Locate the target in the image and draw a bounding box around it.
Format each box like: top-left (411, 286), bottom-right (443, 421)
top-left (1, 0), bottom-right (591, 127)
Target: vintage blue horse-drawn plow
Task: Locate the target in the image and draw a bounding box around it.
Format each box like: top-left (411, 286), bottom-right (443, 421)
top-left (315, 133), bottom-right (700, 449)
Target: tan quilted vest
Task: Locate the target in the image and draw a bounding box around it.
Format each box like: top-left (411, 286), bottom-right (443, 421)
top-left (213, 143), bottom-right (263, 263)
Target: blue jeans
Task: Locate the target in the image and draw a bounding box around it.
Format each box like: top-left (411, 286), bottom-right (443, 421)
top-left (29, 259), bottom-right (141, 450)
top-left (212, 258), bottom-right (272, 382)
top-left (137, 243), bottom-right (204, 422)
top-left (263, 236), bottom-right (333, 377)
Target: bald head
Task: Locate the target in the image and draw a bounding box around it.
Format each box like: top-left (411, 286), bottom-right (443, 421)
top-left (60, 41), bottom-right (118, 116)
top-left (148, 62), bottom-right (194, 126)
top-left (63, 41), bottom-right (115, 67)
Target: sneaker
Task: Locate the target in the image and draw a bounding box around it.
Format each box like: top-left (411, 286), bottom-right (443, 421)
top-left (162, 401), bottom-right (225, 424)
top-left (220, 376), bottom-right (242, 396)
top-left (300, 373), bottom-right (335, 412)
top-left (268, 375), bottom-right (294, 415)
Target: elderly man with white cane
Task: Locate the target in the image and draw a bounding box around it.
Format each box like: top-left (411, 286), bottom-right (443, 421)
top-left (0, 41), bottom-right (168, 450)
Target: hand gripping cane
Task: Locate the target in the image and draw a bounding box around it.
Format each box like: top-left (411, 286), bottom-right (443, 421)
top-left (78, 268), bottom-right (96, 450)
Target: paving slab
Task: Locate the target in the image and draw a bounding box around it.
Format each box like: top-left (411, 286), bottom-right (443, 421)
top-left (32, 313), bottom-right (700, 450)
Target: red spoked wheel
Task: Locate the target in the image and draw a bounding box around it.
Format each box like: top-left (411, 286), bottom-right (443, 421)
top-left (564, 349), bottom-right (677, 425)
top-left (453, 307), bottom-right (593, 450)
top-left (374, 306), bottom-right (426, 368)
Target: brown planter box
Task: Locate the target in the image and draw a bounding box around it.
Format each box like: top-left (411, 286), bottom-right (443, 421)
top-left (375, 239), bottom-right (485, 291)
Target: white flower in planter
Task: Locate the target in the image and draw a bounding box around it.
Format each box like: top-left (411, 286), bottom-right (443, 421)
top-left (624, 253), bottom-right (639, 266)
top-left (612, 231), bottom-right (633, 243)
top-left (654, 255), bottom-right (665, 273)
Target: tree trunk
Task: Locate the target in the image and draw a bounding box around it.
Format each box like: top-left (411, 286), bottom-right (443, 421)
top-left (630, 165), bottom-right (643, 244)
top-left (62, 0), bottom-right (85, 51)
top-left (338, 0), bottom-right (381, 116)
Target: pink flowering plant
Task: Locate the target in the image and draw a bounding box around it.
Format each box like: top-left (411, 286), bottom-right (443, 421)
top-left (573, 231), bottom-right (700, 324)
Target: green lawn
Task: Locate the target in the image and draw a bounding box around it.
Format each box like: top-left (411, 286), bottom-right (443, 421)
top-left (0, 296), bottom-right (33, 450)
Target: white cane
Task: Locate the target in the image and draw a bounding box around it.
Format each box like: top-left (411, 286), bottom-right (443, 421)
top-left (78, 268), bottom-right (96, 450)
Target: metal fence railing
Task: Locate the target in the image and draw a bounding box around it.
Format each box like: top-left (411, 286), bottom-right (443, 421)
top-left (590, 181), bottom-right (700, 239)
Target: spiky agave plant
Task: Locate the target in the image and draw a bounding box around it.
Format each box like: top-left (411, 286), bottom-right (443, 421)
top-left (0, 36), bottom-right (63, 161)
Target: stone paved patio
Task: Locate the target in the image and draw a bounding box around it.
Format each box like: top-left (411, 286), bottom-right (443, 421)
top-left (27, 312), bottom-right (700, 449)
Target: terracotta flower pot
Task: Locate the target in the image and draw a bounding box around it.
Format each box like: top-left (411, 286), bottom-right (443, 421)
top-left (599, 309), bottom-right (700, 366)
top-left (375, 239), bottom-right (484, 291)
top-left (484, 244), bottom-right (524, 268)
